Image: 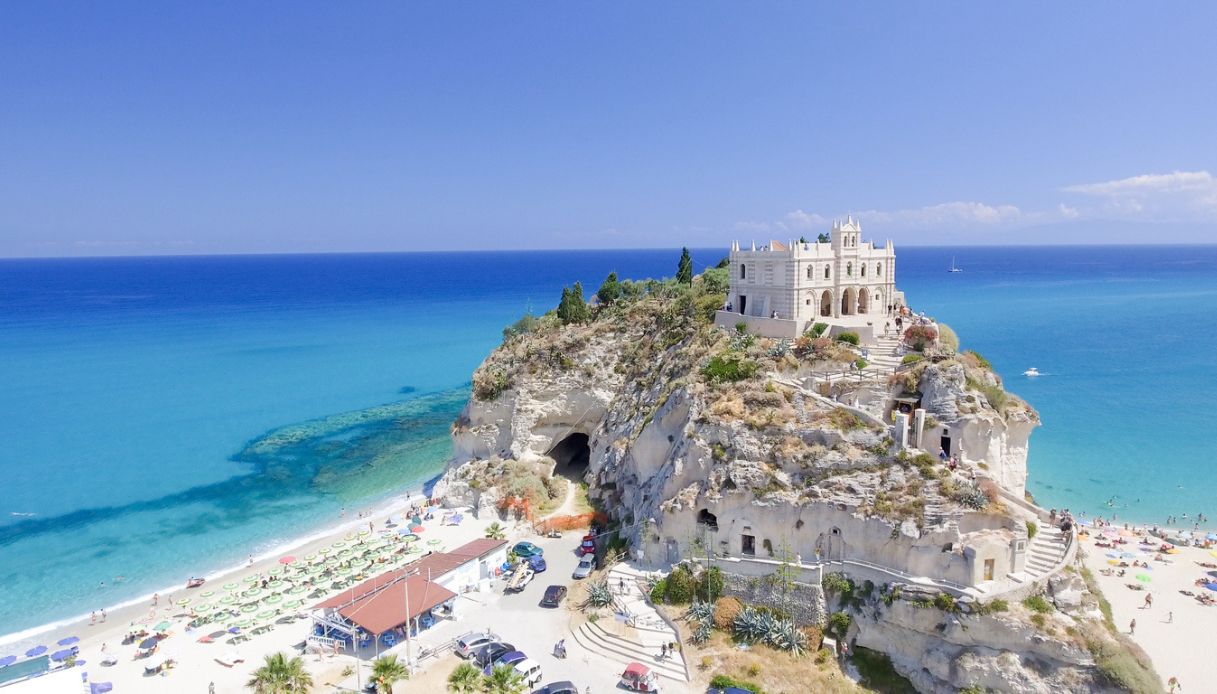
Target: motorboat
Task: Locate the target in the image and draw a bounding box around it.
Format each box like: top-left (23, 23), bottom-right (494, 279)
top-left (1023, 367), bottom-right (1041, 377)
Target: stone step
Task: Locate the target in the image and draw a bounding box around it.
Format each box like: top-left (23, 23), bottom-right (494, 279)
top-left (571, 621), bottom-right (688, 683)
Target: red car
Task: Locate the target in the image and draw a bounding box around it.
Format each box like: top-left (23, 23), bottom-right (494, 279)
top-left (580, 534), bottom-right (596, 556)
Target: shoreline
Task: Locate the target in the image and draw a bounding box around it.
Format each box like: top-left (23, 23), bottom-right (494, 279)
top-left (0, 479), bottom-right (439, 652)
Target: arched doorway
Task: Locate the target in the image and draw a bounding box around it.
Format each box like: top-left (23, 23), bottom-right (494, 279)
top-left (819, 290), bottom-right (833, 317)
top-left (547, 433), bottom-right (590, 481)
top-left (696, 509), bottom-right (719, 531)
top-left (857, 289), bottom-right (869, 314)
top-left (840, 288), bottom-right (855, 315)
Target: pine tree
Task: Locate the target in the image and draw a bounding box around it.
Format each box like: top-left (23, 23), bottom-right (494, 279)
top-left (596, 272), bottom-right (622, 306)
top-left (556, 283), bottom-right (590, 324)
top-left (676, 247), bottom-right (693, 285)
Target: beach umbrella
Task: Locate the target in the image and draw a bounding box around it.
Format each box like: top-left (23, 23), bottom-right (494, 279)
top-left (284, 599), bottom-right (303, 609)
top-left (1106, 559), bottom-right (1120, 565)
top-left (25, 646), bottom-right (46, 657)
top-left (332, 541), bottom-right (346, 549)
top-left (337, 549), bottom-right (352, 558)
top-left (279, 555), bottom-right (297, 565)
top-left (195, 603), bottom-right (212, 612)
top-left (222, 582), bottom-right (239, 591)
top-left (318, 547), bottom-right (330, 555)
top-left (244, 587), bottom-right (262, 597)
top-left (220, 595), bottom-right (237, 605)
top-left (91, 683), bottom-right (114, 694)
top-left (139, 637), bottom-right (158, 649)
top-left (1104, 551), bottom-right (1121, 559)
top-left (1119, 552), bottom-right (1137, 560)
top-left (1134, 573), bottom-right (1152, 583)
top-left (56, 636), bottom-right (79, 647)
top-left (1205, 582), bottom-right (1217, 592)
top-left (241, 604), bottom-right (258, 614)
top-left (265, 594), bottom-right (283, 604)
top-left (427, 539), bottom-right (442, 547)
top-left (344, 532), bottom-right (356, 540)
top-left (287, 585), bottom-right (308, 595)
top-left (304, 553), bottom-right (317, 561)
top-left (0, 655), bottom-right (16, 667)
top-left (266, 580), bottom-right (284, 590)
top-left (176, 598), bottom-right (191, 606)
top-left (243, 575), bottom-right (258, 583)
top-left (267, 566), bottom-right (283, 576)
top-left (409, 525), bottom-right (425, 533)
top-left (50, 649), bottom-right (76, 662)
top-left (154, 621), bottom-right (173, 632)
top-left (200, 590), bottom-right (215, 598)
top-left (257, 610), bottom-right (277, 620)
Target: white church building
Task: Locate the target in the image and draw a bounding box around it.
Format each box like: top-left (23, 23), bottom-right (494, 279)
top-left (714, 217), bottom-right (902, 341)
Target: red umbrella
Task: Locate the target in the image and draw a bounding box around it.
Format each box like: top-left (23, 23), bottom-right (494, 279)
top-left (279, 556), bottom-right (297, 565)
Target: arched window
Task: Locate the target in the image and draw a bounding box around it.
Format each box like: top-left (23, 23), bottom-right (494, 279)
top-left (740, 264), bottom-right (747, 279)
top-left (806, 266), bottom-right (813, 280)
top-left (824, 265), bottom-right (830, 279)
top-left (876, 263), bottom-right (882, 277)
top-left (846, 262), bottom-right (853, 277)
top-left (861, 264), bottom-right (867, 277)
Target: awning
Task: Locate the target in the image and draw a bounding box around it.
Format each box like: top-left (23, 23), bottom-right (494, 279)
top-left (322, 575), bottom-right (455, 635)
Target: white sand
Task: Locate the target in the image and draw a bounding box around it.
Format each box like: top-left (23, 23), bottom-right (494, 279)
top-left (7, 500), bottom-right (515, 693)
top-left (1079, 528), bottom-right (1216, 690)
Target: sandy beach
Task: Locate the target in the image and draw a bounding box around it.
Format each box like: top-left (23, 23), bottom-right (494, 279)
top-left (1079, 525), bottom-right (1217, 691)
top-left (2, 492), bottom-right (517, 693)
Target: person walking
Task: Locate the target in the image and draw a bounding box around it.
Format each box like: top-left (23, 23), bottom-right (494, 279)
top-left (1167, 611), bottom-right (1173, 623)
top-left (1129, 618), bottom-right (1136, 635)
top-left (1144, 593), bottom-right (1153, 609)
top-left (1168, 675), bottom-right (1181, 692)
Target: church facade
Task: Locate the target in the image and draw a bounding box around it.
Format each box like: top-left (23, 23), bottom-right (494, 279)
top-left (716, 217), bottom-right (899, 338)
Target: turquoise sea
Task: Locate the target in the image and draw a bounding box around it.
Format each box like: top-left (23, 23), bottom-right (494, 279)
top-left (1, 245), bottom-right (1215, 643)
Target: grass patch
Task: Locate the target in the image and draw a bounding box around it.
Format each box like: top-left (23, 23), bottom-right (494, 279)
top-left (703, 354), bottom-right (760, 383)
top-left (1022, 594), bottom-right (1053, 614)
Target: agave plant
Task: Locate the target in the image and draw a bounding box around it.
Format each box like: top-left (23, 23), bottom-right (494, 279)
top-left (765, 617), bottom-right (808, 655)
top-left (584, 580), bottom-right (614, 608)
top-left (691, 620), bottom-right (712, 644)
top-left (731, 606), bottom-right (769, 643)
top-left (768, 340), bottom-right (791, 357)
top-left (686, 600), bottom-right (714, 625)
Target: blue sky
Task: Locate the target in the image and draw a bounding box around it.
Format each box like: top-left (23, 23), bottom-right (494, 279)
top-left (1, 2), bottom-right (1215, 256)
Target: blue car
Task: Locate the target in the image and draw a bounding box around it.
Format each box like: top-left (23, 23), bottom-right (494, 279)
top-left (484, 650), bottom-right (527, 676)
top-left (527, 554), bottom-right (547, 572)
top-left (513, 542), bottom-right (543, 558)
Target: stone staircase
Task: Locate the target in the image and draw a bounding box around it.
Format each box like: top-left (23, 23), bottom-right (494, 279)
top-left (1022, 525), bottom-right (1069, 580)
top-left (568, 563), bottom-right (689, 685)
top-left (863, 333), bottom-right (904, 374)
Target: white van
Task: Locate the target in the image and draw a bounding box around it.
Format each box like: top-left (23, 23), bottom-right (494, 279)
top-left (513, 658), bottom-right (543, 688)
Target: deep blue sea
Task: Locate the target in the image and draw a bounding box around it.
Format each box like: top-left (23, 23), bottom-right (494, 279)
top-left (1, 246), bottom-right (1215, 641)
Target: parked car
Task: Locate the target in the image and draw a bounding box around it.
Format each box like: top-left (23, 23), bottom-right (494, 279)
top-left (483, 650), bottom-right (527, 676)
top-left (533, 682), bottom-right (579, 694)
top-left (455, 631), bottom-right (499, 659)
top-left (473, 641), bottom-right (515, 667)
top-left (571, 556), bottom-right (594, 579)
top-left (539, 584), bottom-right (568, 608)
top-left (513, 658), bottom-right (544, 688)
top-left (579, 534), bottom-right (596, 556)
top-left (621, 662), bottom-right (660, 691)
top-left (513, 541), bottom-right (544, 558)
top-left (527, 554), bottom-right (547, 573)
top-left (505, 566), bottom-right (535, 593)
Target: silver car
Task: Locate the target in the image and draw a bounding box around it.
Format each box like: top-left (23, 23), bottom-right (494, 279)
top-left (454, 631), bottom-right (499, 659)
top-left (571, 556), bottom-right (595, 579)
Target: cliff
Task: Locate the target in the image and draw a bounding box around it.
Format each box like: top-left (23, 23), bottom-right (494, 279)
top-left (433, 270), bottom-right (1157, 692)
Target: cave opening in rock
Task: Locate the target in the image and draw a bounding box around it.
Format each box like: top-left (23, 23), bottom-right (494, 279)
top-left (548, 432), bottom-right (590, 481)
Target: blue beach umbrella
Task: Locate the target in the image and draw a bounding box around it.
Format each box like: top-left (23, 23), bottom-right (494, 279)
top-left (91, 683), bottom-right (113, 694)
top-left (25, 645), bottom-right (46, 657)
top-left (50, 649), bottom-right (76, 661)
top-left (138, 637), bottom-right (158, 649)
top-left (57, 636), bottom-right (79, 647)
top-left (1205, 582), bottom-right (1217, 592)
top-left (0, 655), bottom-right (16, 667)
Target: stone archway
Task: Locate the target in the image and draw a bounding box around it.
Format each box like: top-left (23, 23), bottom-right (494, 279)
top-left (819, 290), bottom-right (833, 317)
top-left (857, 289), bottom-right (869, 314)
top-left (840, 288), bottom-right (855, 315)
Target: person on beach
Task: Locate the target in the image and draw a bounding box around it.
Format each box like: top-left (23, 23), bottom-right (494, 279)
top-left (101, 608), bottom-right (106, 622)
top-left (1143, 593), bottom-right (1152, 609)
top-left (152, 593), bottom-right (158, 606)
top-left (1128, 618), bottom-right (1136, 635)
top-left (1168, 675), bottom-right (1181, 692)
top-left (1167, 611), bottom-right (1173, 623)
top-left (91, 611), bottom-right (96, 625)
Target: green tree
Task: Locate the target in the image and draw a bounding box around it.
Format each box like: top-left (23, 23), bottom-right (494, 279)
top-left (484, 522), bottom-right (506, 540)
top-left (447, 662), bottom-right (482, 693)
top-left (481, 663), bottom-right (526, 694)
top-left (371, 654), bottom-right (409, 694)
top-left (676, 247), bottom-right (694, 285)
top-left (596, 271), bottom-right (622, 306)
top-left (817, 232), bottom-right (830, 243)
top-left (246, 652), bottom-right (313, 693)
top-left (556, 282), bottom-right (591, 324)
top-left (715, 256), bottom-right (729, 269)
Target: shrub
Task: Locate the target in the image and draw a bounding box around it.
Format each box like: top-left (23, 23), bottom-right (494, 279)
top-left (1029, 613), bottom-right (1046, 628)
top-left (933, 592), bottom-right (957, 612)
top-left (835, 331), bottom-right (860, 346)
top-left (713, 596), bottom-right (742, 630)
top-left (903, 324), bottom-right (937, 351)
top-left (949, 481), bottom-right (989, 510)
top-left (709, 674), bottom-right (761, 693)
top-left (901, 354), bottom-right (924, 365)
top-left (801, 625), bottom-right (823, 651)
top-left (854, 357), bottom-right (868, 369)
top-left (828, 611), bottom-right (852, 638)
top-left (822, 572), bottom-right (854, 596)
top-left (1026, 520), bottom-right (1038, 540)
top-left (746, 663), bottom-right (761, 677)
top-left (937, 323), bottom-right (960, 351)
top-left (649, 577), bottom-right (668, 604)
top-left (735, 321), bottom-right (748, 334)
top-left (963, 349), bottom-right (992, 369)
top-left (664, 565), bottom-right (696, 604)
top-left (472, 368), bottom-right (512, 401)
top-left (1023, 594), bottom-right (1053, 614)
top-left (973, 599), bottom-right (1008, 615)
top-left (810, 322), bottom-right (829, 337)
top-left (702, 354), bottom-right (760, 383)
top-left (696, 566), bottom-right (724, 602)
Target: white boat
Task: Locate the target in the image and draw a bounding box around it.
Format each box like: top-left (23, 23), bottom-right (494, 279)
top-left (1023, 367), bottom-right (1041, 377)
top-left (949, 256), bottom-right (963, 273)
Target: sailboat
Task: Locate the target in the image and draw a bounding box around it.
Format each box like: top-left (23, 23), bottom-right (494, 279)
top-left (948, 256), bottom-right (963, 273)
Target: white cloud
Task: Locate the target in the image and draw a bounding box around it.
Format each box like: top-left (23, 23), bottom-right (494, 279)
top-left (855, 201), bottom-right (1022, 227)
top-left (1061, 170), bottom-right (1217, 221)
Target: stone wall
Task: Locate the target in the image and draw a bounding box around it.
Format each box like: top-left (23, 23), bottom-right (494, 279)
top-left (719, 570), bottom-right (827, 628)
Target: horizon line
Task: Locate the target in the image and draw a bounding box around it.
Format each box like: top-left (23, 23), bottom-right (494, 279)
top-left (4, 240), bottom-right (1217, 261)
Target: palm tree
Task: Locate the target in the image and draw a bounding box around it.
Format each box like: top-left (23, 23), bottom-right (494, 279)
top-left (481, 663), bottom-right (526, 694)
top-left (484, 522), bottom-right (506, 540)
top-left (371, 654), bottom-right (409, 693)
top-left (447, 662), bottom-right (482, 693)
top-left (246, 651), bottom-right (314, 693)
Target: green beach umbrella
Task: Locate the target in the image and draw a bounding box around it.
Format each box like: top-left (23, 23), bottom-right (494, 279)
top-left (266, 580), bottom-right (284, 590)
top-left (264, 594), bottom-right (283, 604)
top-left (195, 603), bottom-right (212, 612)
top-left (220, 595), bottom-right (237, 605)
top-left (154, 621), bottom-right (173, 632)
top-left (257, 610), bottom-right (277, 620)
top-left (318, 547), bottom-right (330, 555)
top-left (337, 549), bottom-right (352, 558)
top-left (241, 604), bottom-right (258, 614)
top-left (1135, 573), bottom-right (1152, 583)
top-left (243, 588), bottom-right (262, 597)
top-left (243, 575), bottom-right (258, 583)
top-left (343, 533), bottom-right (356, 541)
top-left (222, 582), bottom-right (239, 591)
top-left (304, 553), bottom-right (317, 561)
top-left (287, 585), bottom-right (308, 595)
top-left (200, 590), bottom-right (215, 598)
top-left (358, 528), bottom-right (371, 536)
top-left (332, 541), bottom-right (346, 549)
top-left (268, 566), bottom-right (283, 576)
top-left (235, 619), bottom-right (252, 629)
top-left (176, 598), bottom-right (191, 606)
top-left (284, 599), bottom-right (303, 609)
